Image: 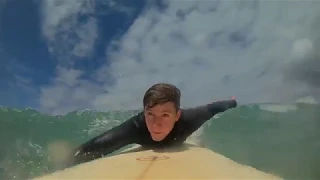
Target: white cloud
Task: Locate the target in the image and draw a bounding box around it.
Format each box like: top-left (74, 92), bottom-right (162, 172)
top-left (37, 0), bottom-right (127, 114)
top-left (291, 38), bottom-right (314, 61)
top-left (104, 0), bottom-right (134, 15)
top-left (40, 0), bottom-right (97, 61)
top-left (39, 67), bottom-right (102, 115)
top-left (14, 75), bottom-right (38, 96)
top-left (54, 66), bottom-right (83, 87)
top-left (39, 1), bottom-right (320, 115)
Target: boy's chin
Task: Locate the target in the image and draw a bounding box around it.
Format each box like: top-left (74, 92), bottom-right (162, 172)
top-left (151, 133), bottom-right (166, 141)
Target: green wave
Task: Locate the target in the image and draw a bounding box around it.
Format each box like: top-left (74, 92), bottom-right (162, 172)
top-left (0, 103), bottom-right (319, 180)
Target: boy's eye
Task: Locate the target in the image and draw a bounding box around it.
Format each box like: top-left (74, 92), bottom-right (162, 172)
top-left (162, 114), bottom-right (169, 117)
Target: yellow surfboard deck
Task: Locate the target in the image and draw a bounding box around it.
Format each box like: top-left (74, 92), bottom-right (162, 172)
top-left (34, 143), bottom-right (282, 179)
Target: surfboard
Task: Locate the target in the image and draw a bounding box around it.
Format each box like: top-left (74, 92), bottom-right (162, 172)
top-left (33, 143), bottom-right (282, 180)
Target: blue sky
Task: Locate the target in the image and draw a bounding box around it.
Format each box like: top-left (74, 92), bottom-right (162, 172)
top-left (1, 0), bottom-right (320, 115)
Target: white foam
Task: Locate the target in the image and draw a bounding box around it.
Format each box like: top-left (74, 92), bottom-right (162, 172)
top-left (259, 104), bottom-right (297, 113)
top-left (0, 107), bottom-right (9, 112)
top-left (296, 96), bottom-right (318, 104)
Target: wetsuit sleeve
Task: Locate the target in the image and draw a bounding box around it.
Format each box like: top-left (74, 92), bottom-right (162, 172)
top-left (183, 99), bottom-right (237, 132)
top-left (68, 115), bottom-right (140, 166)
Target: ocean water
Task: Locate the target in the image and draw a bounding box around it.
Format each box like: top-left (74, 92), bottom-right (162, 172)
top-left (0, 102), bottom-right (319, 180)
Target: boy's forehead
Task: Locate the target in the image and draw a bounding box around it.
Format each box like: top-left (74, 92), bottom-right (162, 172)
top-left (145, 105), bottom-right (175, 112)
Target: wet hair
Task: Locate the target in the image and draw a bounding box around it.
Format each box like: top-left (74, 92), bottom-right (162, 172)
top-left (143, 83), bottom-right (181, 110)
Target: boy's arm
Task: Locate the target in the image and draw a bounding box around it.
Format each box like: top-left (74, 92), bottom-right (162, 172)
top-left (183, 98), bottom-right (237, 131)
top-left (68, 115), bottom-right (140, 166)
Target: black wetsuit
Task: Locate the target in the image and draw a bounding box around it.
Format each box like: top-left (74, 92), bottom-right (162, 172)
top-left (69, 99), bottom-right (237, 166)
